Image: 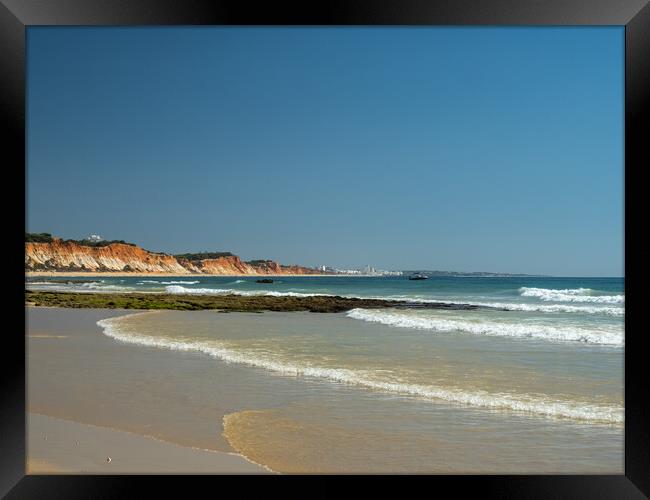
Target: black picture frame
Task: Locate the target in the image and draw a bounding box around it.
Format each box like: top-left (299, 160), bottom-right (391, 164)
top-left (3, 0), bottom-right (648, 497)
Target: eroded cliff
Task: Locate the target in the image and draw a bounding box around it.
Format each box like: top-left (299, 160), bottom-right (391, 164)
top-left (25, 239), bottom-right (321, 275)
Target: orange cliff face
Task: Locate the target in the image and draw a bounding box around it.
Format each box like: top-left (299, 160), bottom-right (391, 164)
top-left (25, 240), bottom-right (189, 273)
top-left (188, 256), bottom-right (321, 275)
top-left (182, 255), bottom-right (253, 275)
top-left (25, 240), bottom-right (323, 275)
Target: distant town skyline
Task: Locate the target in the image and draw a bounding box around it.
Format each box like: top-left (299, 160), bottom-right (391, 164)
top-left (23, 230), bottom-right (598, 277)
top-left (27, 27), bottom-right (623, 277)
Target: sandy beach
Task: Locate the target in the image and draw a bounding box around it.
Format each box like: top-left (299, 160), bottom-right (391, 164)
top-left (27, 307), bottom-right (270, 474)
top-left (27, 413), bottom-right (267, 474)
top-left (26, 301), bottom-right (623, 474)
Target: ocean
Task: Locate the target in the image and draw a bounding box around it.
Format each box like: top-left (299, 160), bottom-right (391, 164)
top-left (27, 275), bottom-right (624, 472)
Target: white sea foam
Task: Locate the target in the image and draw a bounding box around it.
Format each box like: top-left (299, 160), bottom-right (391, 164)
top-left (367, 295), bottom-right (624, 316)
top-left (84, 284), bottom-right (134, 291)
top-left (461, 301), bottom-right (624, 316)
top-left (519, 287), bottom-right (624, 304)
top-left (26, 281), bottom-right (67, 286)
top-left (97, 314), bottom-right (623, 424)
top-left (139, 280), bottom-right (200, 285)
top-left (27, 283), bottom-right (137, 293)
top-left (346, 309), bottom-right (623, 346)
top-left (164, 286), bottom-right (229, 295)
top-left (164, 285), bottom-right (327, 298)
top-left (25, 281), bottom-right (124, 290)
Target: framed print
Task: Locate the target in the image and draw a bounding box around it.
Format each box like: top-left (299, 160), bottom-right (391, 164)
top-left (2, 0), bottom-right (648, 497)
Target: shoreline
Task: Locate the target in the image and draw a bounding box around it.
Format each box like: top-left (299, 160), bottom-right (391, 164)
top-left (27, 412), bottom-right (270, 474)
top-left (26, 305), bottom-right (624, 473)
top-left (26, 308), bottom-right (275, 474)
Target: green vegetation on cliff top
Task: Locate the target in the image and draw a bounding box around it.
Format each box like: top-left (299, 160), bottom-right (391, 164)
top-left (25, 232), bottom-right (54, 243)
top-left (26, 233), bottom-right (138, 248)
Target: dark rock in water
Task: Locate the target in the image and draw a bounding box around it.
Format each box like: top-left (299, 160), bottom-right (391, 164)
top-left (256, 279), bottom-right (274, 284)
top-left (25, 290), bottom-right (512, 314)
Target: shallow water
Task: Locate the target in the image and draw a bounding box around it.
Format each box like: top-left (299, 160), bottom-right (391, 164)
top-left (97, 309), bottom-right (623, 473)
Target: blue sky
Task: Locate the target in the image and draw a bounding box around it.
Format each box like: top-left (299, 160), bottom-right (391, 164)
top-left (27, 27), bottom-right (623, 276)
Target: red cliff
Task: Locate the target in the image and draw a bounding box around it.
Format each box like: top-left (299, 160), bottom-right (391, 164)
top-left (25, 239), bottom-right (323, 275)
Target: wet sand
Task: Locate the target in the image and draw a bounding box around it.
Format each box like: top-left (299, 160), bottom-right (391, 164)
top-left (27, 307), bottom-right (269, 474)
top-left (27, 413), bottom-right (266, 474)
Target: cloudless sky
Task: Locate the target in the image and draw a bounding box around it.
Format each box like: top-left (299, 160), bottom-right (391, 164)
top-left (27, 27), bottom-right (623, 276)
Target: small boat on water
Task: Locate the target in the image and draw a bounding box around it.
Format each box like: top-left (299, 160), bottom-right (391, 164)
top-left (408, 274), bottom-right (428, 281)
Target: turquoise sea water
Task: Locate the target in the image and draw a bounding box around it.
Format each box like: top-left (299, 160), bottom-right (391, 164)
top-left (28, 275), bottom-right (624, 346)
top-left (27, 274), bottom-right (625, 300)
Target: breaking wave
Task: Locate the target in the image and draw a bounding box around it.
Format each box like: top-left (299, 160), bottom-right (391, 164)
top-left (138, 280), bottom-right (201, 285)
top-left (519, 287), bottom-right (624, 304)
top-left (26, 281), bottom-right (133, 293)
top-left (164, 285), bottom-right (327, 298)
top-left (463, 301), bottom-right (624, 317)
top-left (97, 314), bottom-right (623, 425)
top-left (346, 309), bottom-right (623, 346)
